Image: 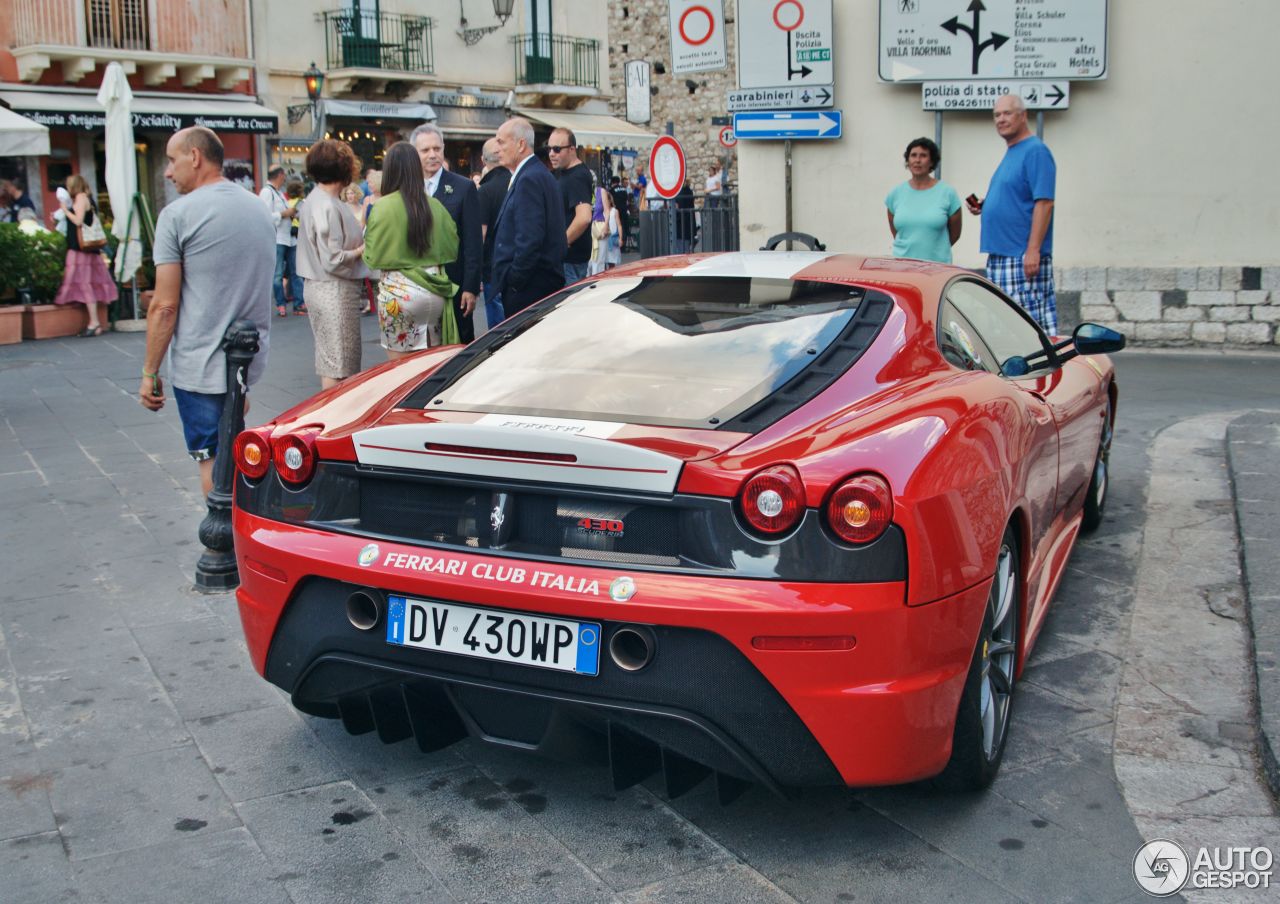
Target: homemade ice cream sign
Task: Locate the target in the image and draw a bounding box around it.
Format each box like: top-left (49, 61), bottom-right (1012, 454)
top-left (879, 0), bottom-right (1107, 82)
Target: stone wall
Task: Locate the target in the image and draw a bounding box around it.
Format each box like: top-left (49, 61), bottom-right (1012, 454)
top-left (606, 1), bottom-right (738, 184)
top-left (1056, 267), bottom-right (1279, 348)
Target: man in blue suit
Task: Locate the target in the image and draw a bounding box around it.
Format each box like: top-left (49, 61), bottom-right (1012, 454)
top-left (411, 123), bottom-right (482, 342)
top-left (490, 117), bottom-right (567, 320)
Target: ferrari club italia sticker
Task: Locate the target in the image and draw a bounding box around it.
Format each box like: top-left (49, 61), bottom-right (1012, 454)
top-left (361, 547), bottom-right (641, 599)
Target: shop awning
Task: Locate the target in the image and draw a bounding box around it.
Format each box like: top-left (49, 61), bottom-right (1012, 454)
top-left (0, 106), bottom-right (50, 156)
top-left (513, 108), bottom-right (657, 152)
top-left (0, 88), bottom-right (279, 134)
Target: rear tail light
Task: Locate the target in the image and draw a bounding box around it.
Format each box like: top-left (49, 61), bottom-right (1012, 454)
top-left (233, 428), bottom-right (272, 480)
top-left (738, 465), bottom-right (805, 536)
top-left (272, 431), bottom-right (318, 486)
top-left (825, 473), bottom-right (893, 545)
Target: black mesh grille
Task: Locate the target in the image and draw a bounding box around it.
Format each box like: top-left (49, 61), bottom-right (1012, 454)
top-left (359, 474), bottom-right (681, 563)
top-left (240, 463), bottom-right (907, 582)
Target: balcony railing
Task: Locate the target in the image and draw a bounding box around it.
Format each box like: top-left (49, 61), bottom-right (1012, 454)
top-left (87, 0), bottom-right (149, 50)
top-left (512, 33), bottom-right (599, 88)
top-left (13, 0), bottom-right (249, 57)
top-left (321, 10), bottom-right (434, 74)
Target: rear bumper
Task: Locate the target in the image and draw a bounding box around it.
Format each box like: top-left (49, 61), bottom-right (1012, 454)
top-left (235, 510), bottom-right (989, 788)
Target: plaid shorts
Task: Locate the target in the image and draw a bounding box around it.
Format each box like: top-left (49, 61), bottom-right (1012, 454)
top-left (986, 254), bottom-right (1058, 335)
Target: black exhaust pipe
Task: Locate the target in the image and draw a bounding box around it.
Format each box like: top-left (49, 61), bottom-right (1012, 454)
top-left (346, 589), bottom-right (384, 631)
top-left (609, 625), bottom-right (656, 672)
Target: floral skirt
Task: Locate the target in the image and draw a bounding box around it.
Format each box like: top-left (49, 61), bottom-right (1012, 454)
top-left (53, 249), bottom-right (119, 306)
top-left (377, 270), bottom-right (445, 351)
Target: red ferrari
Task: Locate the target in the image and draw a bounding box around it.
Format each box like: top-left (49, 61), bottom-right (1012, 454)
top-left (232, 252), bottom-right (1123, 801)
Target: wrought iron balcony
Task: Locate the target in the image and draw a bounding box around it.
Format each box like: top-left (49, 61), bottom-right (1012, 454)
top-left (511, 33), bottom-right (599, 88)
top-left (321, 9), bottom-right (434, 74)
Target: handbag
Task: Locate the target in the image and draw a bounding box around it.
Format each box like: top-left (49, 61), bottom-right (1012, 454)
top-left (79, 208), bottom-right (107, 251)
top-left (591, 219), bottom-right (608, 240)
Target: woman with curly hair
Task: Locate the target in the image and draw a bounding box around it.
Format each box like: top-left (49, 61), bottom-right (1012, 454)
top-left (295, 139), bottom-right (371, 389)
top-left (362, 142), bottom-right (459, 359)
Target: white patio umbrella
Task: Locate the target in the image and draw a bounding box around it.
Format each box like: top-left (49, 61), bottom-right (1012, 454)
top-left (96, 62), bottom-right (142, 286)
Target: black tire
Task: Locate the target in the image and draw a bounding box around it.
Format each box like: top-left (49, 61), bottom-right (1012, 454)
top-left (1081, 392), bottom-right (1114, 533)
top-left (934, 525), bottom-right (1020, 791)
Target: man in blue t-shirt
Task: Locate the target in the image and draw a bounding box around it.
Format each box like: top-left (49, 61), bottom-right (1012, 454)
top-left (967, 94), bottom-right (1058, 334)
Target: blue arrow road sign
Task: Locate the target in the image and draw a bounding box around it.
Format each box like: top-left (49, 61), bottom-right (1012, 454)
top-left (732, 110), bottom-right (843, 140)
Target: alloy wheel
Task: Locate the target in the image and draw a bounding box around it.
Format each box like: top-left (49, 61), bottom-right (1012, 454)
top-left (980, 543), bottom-right (1018, 760)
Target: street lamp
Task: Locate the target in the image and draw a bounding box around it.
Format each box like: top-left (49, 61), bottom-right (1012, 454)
top-left (458, 0), bottom-right (515, 46)
top-left (287, 62), bottom-right (325, 126)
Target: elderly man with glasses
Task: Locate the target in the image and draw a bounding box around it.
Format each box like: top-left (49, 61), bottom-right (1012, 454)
top-left (545, 128), bottom-right (595, 285)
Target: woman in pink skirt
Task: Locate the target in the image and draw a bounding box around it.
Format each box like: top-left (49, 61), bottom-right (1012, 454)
top-left (53, 174), bottom-right (117, 336)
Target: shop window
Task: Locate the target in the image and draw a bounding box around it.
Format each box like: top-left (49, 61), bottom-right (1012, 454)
top-left (86, 0), bottom-right (150, 51)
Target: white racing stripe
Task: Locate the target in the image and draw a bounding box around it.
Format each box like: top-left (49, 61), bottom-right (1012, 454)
top-left (671, 251), bottom-right (833, 280)
top-left (352, 422), bottom-right (682, 493)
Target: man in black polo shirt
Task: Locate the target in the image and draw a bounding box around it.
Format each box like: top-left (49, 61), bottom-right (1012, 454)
top-left (546, 128), bottom-right (594, 285)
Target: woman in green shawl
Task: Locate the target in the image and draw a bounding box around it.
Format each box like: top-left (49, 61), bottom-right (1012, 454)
top-left (363, 142), bottom-right (460, 359)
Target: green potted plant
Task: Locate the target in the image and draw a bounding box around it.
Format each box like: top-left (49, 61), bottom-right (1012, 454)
top-left (0, 224), bottom-right (28, 344)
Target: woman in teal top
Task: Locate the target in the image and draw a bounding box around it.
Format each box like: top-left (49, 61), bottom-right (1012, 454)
top-left (363, 142), bottom-right (460, 359)
top-left (885, 137), bottom-right (962, 264)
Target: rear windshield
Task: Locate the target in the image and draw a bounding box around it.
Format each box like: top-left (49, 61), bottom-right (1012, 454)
top-left (432, 276), bottom-right (861, 428)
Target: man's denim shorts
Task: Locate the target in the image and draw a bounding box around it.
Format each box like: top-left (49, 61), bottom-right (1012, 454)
top-left (173, 388), bottom-right (226, 462)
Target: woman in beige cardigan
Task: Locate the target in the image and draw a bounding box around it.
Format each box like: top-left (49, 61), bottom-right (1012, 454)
top-left (296, 139), bottom-right (372, 389)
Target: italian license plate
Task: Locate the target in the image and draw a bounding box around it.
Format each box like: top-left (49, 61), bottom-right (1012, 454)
top-left (385, 596), bottom-right (601, 676)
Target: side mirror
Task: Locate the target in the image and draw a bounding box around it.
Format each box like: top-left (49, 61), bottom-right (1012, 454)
top-left (1073, 322), bottom-right (1126, 356)
top-left (1001, 355), bottom-right (1031, 377)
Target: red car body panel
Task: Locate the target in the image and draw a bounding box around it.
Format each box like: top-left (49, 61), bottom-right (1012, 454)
top-left (233, 252), bottom-right (1118, 789)
top-left (234, 510), bottom-right (989, 786)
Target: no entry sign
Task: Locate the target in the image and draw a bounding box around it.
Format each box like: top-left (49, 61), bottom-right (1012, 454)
top-left (649, 135), bottom-right (686, 199)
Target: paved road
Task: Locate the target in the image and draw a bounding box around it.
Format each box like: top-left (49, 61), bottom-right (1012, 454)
top-left (0, 318), bottom-right (1276, 903)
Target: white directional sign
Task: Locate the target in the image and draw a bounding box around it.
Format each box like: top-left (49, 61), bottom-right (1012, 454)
top-left (879, 0), bottom-right (1107, 83)
top-left (922, 79), bottom-right (1069, 110)
top-left (737, 0), bottom-right (834, 91)
top-left (669, 1), bottom-right (728, 74)
top-left (624, 60), bottom-right (651, 124)
top-left (733, 110), bottom-right (842, 141)
top-left (727, 84), bottom-right (833, 112)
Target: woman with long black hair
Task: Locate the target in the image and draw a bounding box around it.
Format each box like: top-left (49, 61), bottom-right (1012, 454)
top-left (362, 142), bottom-right (460, 359)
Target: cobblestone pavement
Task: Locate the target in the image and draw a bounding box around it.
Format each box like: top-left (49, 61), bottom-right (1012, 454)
top-left (1, 318), bottom-right (1276, 903)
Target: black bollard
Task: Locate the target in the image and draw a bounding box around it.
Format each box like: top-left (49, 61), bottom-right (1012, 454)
top-left (194, 318), bottom-right (261, 592)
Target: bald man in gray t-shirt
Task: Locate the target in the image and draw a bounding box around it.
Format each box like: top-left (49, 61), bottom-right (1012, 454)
top-left (141, 127), bottom-right (274, 496)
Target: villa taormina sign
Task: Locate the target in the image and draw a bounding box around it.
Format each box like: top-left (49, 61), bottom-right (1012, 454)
top-left (19, 109), bottom-right (278, 134)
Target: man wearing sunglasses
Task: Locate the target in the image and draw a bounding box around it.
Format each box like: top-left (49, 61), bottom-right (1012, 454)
top-left (546, 128), bottom-right (595, 285)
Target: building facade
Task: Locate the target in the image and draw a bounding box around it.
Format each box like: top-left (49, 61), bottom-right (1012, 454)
top-left (0, 0), bottom-right (273, 219)
top-left (605, 1), bottom-right (741, 192)
top-left (259, 0), bottom-right (653, 184)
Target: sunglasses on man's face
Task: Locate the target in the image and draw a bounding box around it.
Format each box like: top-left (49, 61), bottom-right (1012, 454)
top-left (545, 144), bottom-right (573, 153)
